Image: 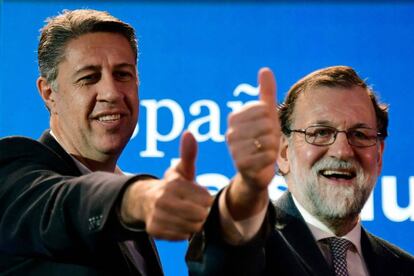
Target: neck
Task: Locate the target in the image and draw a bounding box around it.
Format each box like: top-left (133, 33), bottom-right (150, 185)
top-left (319, 215), bottom-right (359, 236)
top-left (291, 192), bottom-right (360, 237)
top-left (50, 123), bottom-right (119, 173)
top-left (71, 154), bottom-right (117, 172)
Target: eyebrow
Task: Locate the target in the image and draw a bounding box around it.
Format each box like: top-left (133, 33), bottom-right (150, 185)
top-left (73, 65), bottom-right (101, 78)
top-left (310, 120), bottom-right (374, 129)
top-left (113, 63), bottom-right (136, 71)
top-left (73, 63), bottom-right (136, 77)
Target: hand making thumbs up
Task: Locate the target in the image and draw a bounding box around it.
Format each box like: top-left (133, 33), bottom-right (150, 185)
top-left (120, 131), bottom-right (213, 240)
top-left (225, 67), bottom-right (280, 220)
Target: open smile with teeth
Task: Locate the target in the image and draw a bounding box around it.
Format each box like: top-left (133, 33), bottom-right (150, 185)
top-left (319, 169), bottom-right (356, 180)
top-left (97, 114), bottom-right (121, 122)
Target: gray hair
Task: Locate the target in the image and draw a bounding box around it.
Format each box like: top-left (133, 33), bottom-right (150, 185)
top-left (278, 65), bottom-right (389, 139)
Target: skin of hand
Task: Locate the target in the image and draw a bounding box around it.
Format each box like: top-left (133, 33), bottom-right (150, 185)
top-left (225, 68), bottom-right (281, 220)
top-left (120, 131), bottom-right (214, 240)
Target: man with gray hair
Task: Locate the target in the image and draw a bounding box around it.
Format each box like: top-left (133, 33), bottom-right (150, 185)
top-left (187, 66), bottom-right (414, 275)
top-left (0, 9), bottom-right (213, 275)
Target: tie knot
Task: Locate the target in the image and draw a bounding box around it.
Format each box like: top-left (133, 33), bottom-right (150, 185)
top-left (324, 237), bottom-right (353, 257)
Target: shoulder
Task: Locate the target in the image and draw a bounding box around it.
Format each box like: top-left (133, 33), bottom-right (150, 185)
top-left (0, 134), bottom-right (77, 176)
top-left (0, 135), bottom-right (47, 158)
top-left (0, 135), bottom-right (59, 159)
top-left (362, 229), bottom-right (414, 276)
top-left (364, 231), bottom-right (414, 260)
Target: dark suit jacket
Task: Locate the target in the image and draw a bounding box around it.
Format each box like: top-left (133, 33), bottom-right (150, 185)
top-left (272, 192), bottom-right (414, 276)
top-left (186, 190), bottom-right (314, 276)
top-left (0, 131), bottom-right (163, 275)
top-left (187, 191), bottom-right (414, 276)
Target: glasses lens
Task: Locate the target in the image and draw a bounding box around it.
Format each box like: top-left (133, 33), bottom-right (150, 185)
top-left (347, 128), bottom-right (378, 147)
top-left (305, 126), bottom-right (336, 145)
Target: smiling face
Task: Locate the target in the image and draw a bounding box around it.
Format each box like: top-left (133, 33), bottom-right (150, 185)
top-left (278, 86), bottom-right (384, 221)
top-left (38, 32), bottom-right (139, 170)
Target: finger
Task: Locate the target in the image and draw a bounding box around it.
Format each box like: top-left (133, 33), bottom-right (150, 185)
top-left (159, 199), bottom-right (211, 223)
top-left (146, 207), bottom-right (207, 240)
top-left (175, 183), bottom-right (213, 208)
top-left (227, 102), bottom-right (270, 125)
top-left (165, 176), bottom-right (213, 208)
top-left (229, 133), bottom-right (278, 157)
top-left (176, 130), bottom-right (197, 180)
top-left (258, 67), bottom-right (277, 110)
top-left (227, 116), bottom-right (275, 141)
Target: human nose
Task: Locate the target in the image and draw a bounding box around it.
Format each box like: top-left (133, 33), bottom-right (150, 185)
top-left (97, 75), bottom-right (124, 103)
top-left (329, 131), bottom-right (355, 158)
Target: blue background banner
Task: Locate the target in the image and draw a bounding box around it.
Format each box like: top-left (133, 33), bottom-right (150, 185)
top-left (1, 1), bottom-right (413, 275)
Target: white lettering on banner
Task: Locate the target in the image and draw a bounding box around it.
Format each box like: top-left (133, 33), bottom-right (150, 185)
top-left (188, 100), bottom-right (225, 142)
top-left (137, 83), bottom-right (260, 157)
top-left (140, 99), bottom-right (185, 157)
top-left (361, 193), bottom-right (374, 221)
top-left (382, 176), bottom-right (414, 221)
top-left (134, 82), bottom-right (413, 223)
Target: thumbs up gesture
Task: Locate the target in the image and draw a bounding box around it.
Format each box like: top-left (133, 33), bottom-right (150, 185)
top-left (225, 68), bottom-right (280, 220)
top-left (120, 131), bottom-right (213, 240)
top-left (227, 68), bottom-right (280, 188)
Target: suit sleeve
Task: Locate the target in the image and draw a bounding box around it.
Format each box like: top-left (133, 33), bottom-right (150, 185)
top-left (0, 137), bottom-right (152, 263)
top-left (186, 189), bottom-right (271, 275)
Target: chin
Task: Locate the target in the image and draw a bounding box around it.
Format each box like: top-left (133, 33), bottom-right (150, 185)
top-left (97, 139), bottom-right (128, 157)
top-left (307, 179), bottom-right (372, 220)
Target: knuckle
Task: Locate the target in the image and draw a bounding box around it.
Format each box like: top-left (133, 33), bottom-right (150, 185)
top-left (228, 112), bottom-right (237, 125)
top-left (225, 129), bottom-right (235, 142)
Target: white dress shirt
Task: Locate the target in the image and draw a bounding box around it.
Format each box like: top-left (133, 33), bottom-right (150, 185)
top-left (292, 196), bottom-right (370, 276)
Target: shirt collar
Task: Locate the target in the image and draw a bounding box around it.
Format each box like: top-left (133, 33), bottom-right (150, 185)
top-left (291, 194), bottom-right (364, 256)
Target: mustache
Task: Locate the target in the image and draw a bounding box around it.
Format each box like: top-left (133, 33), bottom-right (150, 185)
top-left (312, 157), bottom-right (358, 172)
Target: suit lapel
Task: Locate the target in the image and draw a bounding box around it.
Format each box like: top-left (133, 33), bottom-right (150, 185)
top-left (38, 130), bottom-right (82, 176)
top-left (361, 229), bottom-right (401, 276)
top-left (39, 130), bottom-right (163, 275)
top-left (273, 192), bottom-right (333, 276)
top-left (134, 236), bottom-right (163, 276)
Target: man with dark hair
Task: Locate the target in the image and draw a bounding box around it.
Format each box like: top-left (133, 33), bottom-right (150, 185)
top-left (0, 9), bottom-right (213, 275)
top-left (187, 66), bottom-right (414, 275)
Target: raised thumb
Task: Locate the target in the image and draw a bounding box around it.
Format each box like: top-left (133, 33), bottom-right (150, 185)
top-left (176, 130), bottom-right (197, 180)
top-left (258, 67), bottom-right (277, 110)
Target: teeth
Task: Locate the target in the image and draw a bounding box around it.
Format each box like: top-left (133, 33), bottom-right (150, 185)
top-left (322, 170), bottom-right (352, 176)
top-left (98, 114), bottom-right (121, 122)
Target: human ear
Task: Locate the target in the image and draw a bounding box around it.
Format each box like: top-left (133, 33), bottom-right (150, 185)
top-left (37, 77), bottom-right (55, 113)
top-left (277, 135), bottom-right (290, 175)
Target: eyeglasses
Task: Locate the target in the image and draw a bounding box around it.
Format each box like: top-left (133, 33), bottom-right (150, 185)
top-left (287, 125), bottom-right (383, 147)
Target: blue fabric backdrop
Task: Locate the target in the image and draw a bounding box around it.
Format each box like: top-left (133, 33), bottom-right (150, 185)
top-left (1, 1), bottom-right (413, 275)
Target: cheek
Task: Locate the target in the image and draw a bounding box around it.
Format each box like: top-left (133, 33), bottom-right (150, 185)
top-left (291, 141), bottom-right (325, 169)
top-left (58, 88), bottom-right (89, 112)
top-left (127, 90), bottom-right (139, 115)
top-left (359, 149), bottom-right (381, 173)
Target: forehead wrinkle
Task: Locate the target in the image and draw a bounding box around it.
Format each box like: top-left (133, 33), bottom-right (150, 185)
top-left (292, 86), bottom-right (377, 129)
top-left (64, 33), bottom-right (135, 70)
top-left (74, 64), bottom-right (102, 74)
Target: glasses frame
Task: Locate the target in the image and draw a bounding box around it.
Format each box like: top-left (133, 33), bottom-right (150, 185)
top-left (287, 125), bottom-right (383, 148)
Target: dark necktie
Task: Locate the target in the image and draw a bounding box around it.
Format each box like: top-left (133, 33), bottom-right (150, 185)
top-left (324, 237), bottom-right (353, 276)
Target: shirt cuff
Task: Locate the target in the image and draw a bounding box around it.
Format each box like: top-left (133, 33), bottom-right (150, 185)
top-left (218, 186), bottom-right (267, 245)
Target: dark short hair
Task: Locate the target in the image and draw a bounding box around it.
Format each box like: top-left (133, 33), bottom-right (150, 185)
top-left (279, 65), bottom-right (389, 139)
top-left (38, 9), bottom-right (138, 89)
